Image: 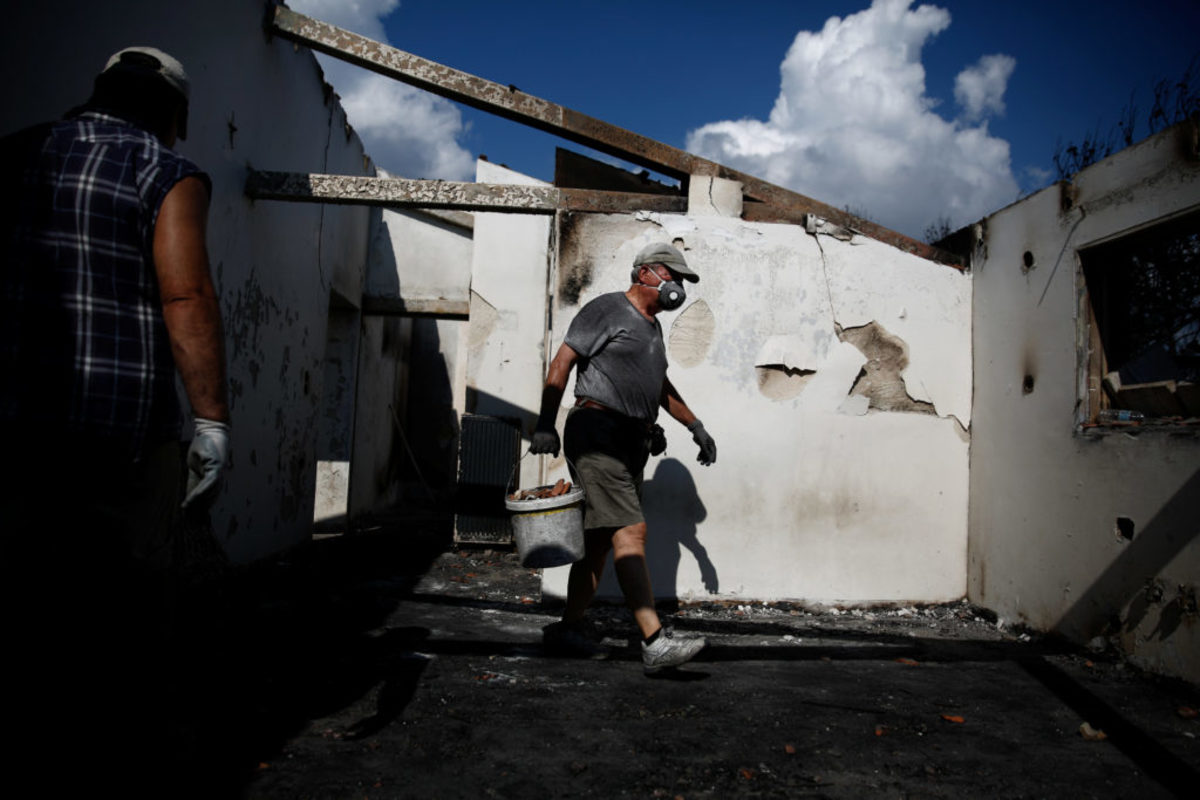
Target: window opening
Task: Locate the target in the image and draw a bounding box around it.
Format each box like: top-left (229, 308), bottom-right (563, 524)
top-left (1079, 210), bottom-right (1200, 426)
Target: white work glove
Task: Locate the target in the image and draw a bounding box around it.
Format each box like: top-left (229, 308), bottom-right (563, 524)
top-left (183, 418), bottom-right (230, 510)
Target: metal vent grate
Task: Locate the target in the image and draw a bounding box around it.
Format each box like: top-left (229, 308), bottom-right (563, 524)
top-left (454, 414), bottom-right (521, 545)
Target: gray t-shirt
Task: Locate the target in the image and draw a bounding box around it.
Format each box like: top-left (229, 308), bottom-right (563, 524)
top-left (564, 292), bottom-right (667, 422)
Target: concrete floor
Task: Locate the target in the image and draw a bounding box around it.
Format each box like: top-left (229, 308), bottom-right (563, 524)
top-left (166, 522), bottom-right (1197, 798)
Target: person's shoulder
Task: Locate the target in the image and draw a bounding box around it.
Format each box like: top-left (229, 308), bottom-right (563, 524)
top-left (576, 292), bottom-right (637, 322)
top-left (583, 292), bottom-right (630, 311)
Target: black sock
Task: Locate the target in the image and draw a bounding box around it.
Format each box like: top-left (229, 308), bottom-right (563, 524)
top-left (643, 628), bottom-right (662, 646)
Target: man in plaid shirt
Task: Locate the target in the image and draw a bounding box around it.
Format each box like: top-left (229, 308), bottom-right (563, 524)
top-left (1, 47), bottom-right (229, 782)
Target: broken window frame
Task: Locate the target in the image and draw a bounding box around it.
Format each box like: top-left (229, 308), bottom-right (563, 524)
top-left (1075, 208), bottom-right (1200, 430)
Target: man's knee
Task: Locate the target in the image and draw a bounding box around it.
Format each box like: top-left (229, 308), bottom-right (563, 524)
top-left (611, 522), bottom-right (647, 557)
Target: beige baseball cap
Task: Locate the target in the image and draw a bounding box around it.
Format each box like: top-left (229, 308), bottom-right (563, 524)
top-left (632, 242), bottom-right (699, 283)
top-left (103, 46), bottom-right (190, 102)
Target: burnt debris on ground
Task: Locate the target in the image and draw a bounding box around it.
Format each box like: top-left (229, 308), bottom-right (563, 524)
top-left (166, 521), bottom-right (1199, 799)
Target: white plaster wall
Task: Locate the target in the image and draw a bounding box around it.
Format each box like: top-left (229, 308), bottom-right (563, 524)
top-left (969, 122), bottom-right (1200, 683)
top-left (541, 212), bottom-right (972, 604)
top-left (369, 198), bottom-right (473, 305)
top-left (2, 0), bottom-right (373, 562)
top-left (466, 161), bottom-right (552, 491)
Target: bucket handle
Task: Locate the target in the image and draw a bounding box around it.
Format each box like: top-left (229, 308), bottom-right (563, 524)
top-left (508, 446), bottom-right (584, 500)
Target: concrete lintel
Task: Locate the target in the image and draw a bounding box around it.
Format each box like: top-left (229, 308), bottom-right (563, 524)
top-left (362, 296), bottom-right (470, 319)
top-left (248, 170), bottom-right (556, 211)
top-left (246, 170), bottom-right (686, 215)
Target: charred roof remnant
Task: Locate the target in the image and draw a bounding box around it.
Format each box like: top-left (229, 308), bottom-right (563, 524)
top-left (266, 5), bottom-right (963, 269)
top-left (554, 149), bottom-right (679, 196)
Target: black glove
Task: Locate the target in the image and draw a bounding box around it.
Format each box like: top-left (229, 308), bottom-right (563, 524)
top-left (688, 420), bottom-right (716, 466)
top-left (531, 428), bottom-right (561, 457)
top-left (649, 423), bottom-right (667, 456)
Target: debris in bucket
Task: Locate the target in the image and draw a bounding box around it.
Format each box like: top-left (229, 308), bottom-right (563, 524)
top-left (508, 478), bottom-right (573, 501)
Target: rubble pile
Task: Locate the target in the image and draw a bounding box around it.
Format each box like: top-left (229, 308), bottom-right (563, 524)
top-left (507, 478), bottom-right (573, 502)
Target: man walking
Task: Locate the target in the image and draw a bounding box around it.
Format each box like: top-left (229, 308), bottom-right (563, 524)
top-left (531, 242), bottom-right (717, 673)
top-left (0, 46), bottom-right (229, 781)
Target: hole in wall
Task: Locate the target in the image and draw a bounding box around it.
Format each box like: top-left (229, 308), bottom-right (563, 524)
top-left (755, 364), bottom-right (815, 400)
top-left (1022, 374), bottom-right (1035, 394)
top-left (1022, 251), bottom-right (1035, 273)
top-left (1116, 516), bottom-right (1136, 541)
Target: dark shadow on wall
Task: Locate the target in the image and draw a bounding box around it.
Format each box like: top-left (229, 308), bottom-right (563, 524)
top-left (596, 457), bottom-right (717, 603)
top-left (467, 386), bottom-right (539, 437)
top-left (403, 320), bottom-right (459, 496)
top-left (1054, 467), bottom-right (1200, 643)
top-left (367, 205), bottom-right (401, 297)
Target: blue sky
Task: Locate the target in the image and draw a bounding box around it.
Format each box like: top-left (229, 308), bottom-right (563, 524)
top-left (291, 0), bottom-right (1199, 238)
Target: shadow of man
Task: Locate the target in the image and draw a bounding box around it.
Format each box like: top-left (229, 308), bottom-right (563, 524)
top-left (641, 457), bottom-right (717, 606)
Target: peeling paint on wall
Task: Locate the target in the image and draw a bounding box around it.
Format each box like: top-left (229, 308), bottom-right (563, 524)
top-left (820, 234), bottom-right (973, 425)
top-left (838, 321), bottom-right (936, 415)
top-left (225, 268), bottom-right (289, 364)
top-left (752, 334), bottom-right (819, 400)
top-left (669, 300), bottom-right (715, 367)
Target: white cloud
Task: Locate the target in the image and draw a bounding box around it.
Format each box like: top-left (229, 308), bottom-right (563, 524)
top-left (685, 0), bottom-right (1020, 238)
top-left (955, 54), bottom-right (1016, 120)
top-left (289, 0), bottom-right (396, 41)
top-left (288, 0), bottom-right (474, 180)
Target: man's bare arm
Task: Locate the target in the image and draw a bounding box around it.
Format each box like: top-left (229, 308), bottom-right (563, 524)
top-left (660, 376), bottom-right (716, 466)
top-left (659, 377), bottom-right (698, 428)
top-left (153, 176), bottom-right (229, 424)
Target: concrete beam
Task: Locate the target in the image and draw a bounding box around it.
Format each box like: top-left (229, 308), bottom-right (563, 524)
top-left (245, 170), bottom-right (687, 214)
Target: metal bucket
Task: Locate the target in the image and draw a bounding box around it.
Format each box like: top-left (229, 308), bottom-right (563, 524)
top-left (504, 486), bottom-right (586, 568)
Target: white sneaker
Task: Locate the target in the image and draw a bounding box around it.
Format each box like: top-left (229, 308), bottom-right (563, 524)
top-left (641, 628), bottom-right (706, 674)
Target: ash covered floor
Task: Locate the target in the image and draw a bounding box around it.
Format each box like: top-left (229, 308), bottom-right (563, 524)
top-left (168, 521), bottom-right (1198, 798)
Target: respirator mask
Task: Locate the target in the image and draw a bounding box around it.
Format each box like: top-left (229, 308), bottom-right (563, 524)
top-left (634, 265), bottom-right (686, 310)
